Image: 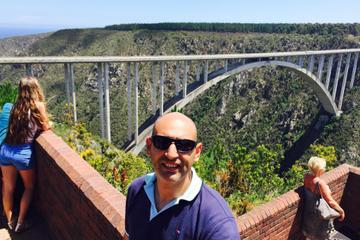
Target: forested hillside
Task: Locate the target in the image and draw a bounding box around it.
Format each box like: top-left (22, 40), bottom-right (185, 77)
top-left (1, 25), bottom-right (359, 213)
top-left (106, 23), bottom-right (360, 35)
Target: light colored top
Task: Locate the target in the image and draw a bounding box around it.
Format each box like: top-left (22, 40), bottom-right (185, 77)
top-left (143, 168), bottom-right (202, 221)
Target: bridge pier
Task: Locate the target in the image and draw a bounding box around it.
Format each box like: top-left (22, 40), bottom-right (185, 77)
top-left (64, 64), bottom-right (71, 112)
top-left (127, 63), bottom-right (132, 141)
top-left (325, 55), bottom-right (334, 89)
top-left (175, 61), bottom-right (181, 94)
top-left (307, 55), bottom-right (315, 72)
top-left (134, 62), bottom-right (139, 144)
top-left (332, 54), bottom-right (343, 100)
top-left (338, 54), bottom-right (352, 110)
top-left (204, 60), bottom-right (209, 82)
top-left (298, 56), bottom-right (304, 67)
top-left (97, 63), bottom-right (105, 138)
top-left (160, 62), bottom-right (165, 116)
top-left (224, 59), bottom-right (228, 72)
top-left (151, 62), bottom-right (158, 115)
top-left (104, 63), bottom-right (111, 142)
top-left (196, 63), bottom-right (201, 81)
top-left (25, 64), bottom-right (33, 76)
top-left (64, 63), bottom-right (77, 123)
top-left (317, 55), bottom-right (325, 82)
top-left (350, 52), bottom-right (359, 89)
top-left (183, 61), bottom-right (188, 98)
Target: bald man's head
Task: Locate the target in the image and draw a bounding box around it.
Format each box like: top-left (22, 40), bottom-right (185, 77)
top-left (152, 112), bottom-right (198, 141)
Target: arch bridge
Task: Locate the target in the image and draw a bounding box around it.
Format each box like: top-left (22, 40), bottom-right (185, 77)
top-left (0, 49), bottom-right (359, 154)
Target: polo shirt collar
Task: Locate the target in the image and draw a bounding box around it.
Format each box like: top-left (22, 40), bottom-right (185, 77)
top-left (143, 168), bottom-right (202, 221)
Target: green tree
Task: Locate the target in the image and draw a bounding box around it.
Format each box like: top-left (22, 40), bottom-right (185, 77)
top-left (0, 83), bottom-right (17, 109)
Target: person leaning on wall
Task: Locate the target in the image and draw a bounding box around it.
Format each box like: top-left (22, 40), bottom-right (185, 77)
top-left (0, 76), bottom-right (51, 233)
top-left (302, 156), bottom-right (348, 240)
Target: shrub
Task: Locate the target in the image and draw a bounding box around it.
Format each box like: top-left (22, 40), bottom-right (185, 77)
top-left (195, 143), bottom-right (285, 215)
top-left (54, 122), bottom-right (151, 194)
top-left (0, 83), bottom-right (17, 109)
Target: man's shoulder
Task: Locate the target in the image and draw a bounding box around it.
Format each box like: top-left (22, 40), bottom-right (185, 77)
top-left (192, 184), bottom-right (240, 239)
top-left (198, 183), bottom-right (234, 218)
top-left (129, 175), bottom-right (146, 187)
top-left (128, 175), bottom-right (146, 194)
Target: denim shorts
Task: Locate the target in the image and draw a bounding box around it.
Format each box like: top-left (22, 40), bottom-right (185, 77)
top-left (0, 143), bottom-right (34, 170)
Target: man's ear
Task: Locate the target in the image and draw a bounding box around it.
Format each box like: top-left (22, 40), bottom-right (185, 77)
top-left (193, 143), bottom-right (203, 162)
top-left (146, 136), bottom-right (152, 156)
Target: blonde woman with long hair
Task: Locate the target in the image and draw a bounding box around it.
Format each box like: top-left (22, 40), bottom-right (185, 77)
top-left (0, 77), bottom-right (50, 232)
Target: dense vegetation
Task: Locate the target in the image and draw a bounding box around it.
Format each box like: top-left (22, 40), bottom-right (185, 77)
top-left (316, 86), bottom-right (360, 166)
top-left (0, 83), bottom-right (17, 110)
top-left (195, 143), bottom-right (336, 214)
top-left (54, 122), bottom-right (151, 194)
top-left (106, 23), bottom-right (360, 36)
top-left (1, 26), bottom-right (360, 215)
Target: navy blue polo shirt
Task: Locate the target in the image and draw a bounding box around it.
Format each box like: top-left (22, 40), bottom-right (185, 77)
top-left (125, 169), bottom-right (240, 240)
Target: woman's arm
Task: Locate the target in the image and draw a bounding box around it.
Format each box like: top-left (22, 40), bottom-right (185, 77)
top-left (36, 101), bottom-right (51, 131)
top-left (319, 180), bottom-right (345, 221)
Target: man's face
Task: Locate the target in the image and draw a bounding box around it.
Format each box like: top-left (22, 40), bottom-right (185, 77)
top-left (146, 115), bottom-right (202, 186)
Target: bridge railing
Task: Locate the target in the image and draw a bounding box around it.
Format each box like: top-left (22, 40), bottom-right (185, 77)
top-left (0, 49), bottom-right (359, 152)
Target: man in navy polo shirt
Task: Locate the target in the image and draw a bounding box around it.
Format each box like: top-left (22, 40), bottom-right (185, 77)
top-left (125, 112), bottom-right (240, 240)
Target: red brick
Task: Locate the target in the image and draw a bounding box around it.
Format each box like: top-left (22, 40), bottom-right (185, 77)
top-left (33, 132), bottom-right (360, 240)
top-left (237, 219), bottom-right (247, 233)
top-left (34, 131), bottom-right (125, 240)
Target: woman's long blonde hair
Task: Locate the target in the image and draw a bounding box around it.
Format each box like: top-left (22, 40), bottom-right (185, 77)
top-left (5, 76), bottom-right (47, 145)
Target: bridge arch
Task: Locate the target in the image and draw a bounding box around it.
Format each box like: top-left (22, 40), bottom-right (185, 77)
top-left (128, 60), bottom-right (339, 154)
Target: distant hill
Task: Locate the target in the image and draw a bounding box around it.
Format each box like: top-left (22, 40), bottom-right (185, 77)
top-left (106, 23), bottom-right (360, 35)
top-left (0, 32), bottom-right (51, 57)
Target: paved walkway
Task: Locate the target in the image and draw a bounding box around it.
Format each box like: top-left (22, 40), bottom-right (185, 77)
top-left (0, 214), bottom-right (51, 240)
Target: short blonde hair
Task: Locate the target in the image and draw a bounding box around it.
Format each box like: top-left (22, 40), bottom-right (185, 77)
top-left (308, 157), bottom-right (326, 175)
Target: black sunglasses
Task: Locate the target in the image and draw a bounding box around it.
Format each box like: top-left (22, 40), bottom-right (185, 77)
top-left (151, 135), bottom-right (197, 153)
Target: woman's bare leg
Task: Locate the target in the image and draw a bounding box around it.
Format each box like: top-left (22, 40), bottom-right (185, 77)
top-left (17, 169), bottom-right (35, 224)
top-left (1, 165), bottom-right (18, 222)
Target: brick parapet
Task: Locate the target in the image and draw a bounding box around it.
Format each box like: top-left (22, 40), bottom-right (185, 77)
top-left (238, 164), bottom-right (352, 240)
top-left (30, 130), bottom-right (359, 240)
top-left (34, 131), bottom-right (126, 240)
top-left (340, 165), bottom-right (360, 236)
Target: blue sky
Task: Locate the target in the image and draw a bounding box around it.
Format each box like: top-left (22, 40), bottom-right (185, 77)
top-left (1, 0), bottom-right (360, 30)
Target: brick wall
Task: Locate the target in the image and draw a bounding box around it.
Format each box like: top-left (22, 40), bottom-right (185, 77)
top-left (339, 166), bottom-right (360, 236)
top-left (236, 164), bottom-right (351, 240)
top-left (31, 131), bottom-right (360, 240)
top-left (34, 131), bottom-right (126, 240)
